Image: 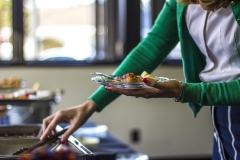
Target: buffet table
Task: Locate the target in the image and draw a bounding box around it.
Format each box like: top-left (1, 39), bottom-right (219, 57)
top-left (0, 88), bottom-right (148, 159)
top-left (0, 119), bottom-right (148, 160)
top-left (62, 120), bottom-right (149, 160)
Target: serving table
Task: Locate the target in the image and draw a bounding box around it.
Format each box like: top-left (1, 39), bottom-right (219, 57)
top-left (0, 89), bottom-right (63, 124)
top-left (0, 89), bottom-right (148, 160)
top-left (63, 120), bottom-right (149, 160)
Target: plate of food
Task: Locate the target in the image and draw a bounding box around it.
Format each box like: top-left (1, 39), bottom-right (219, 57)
top-left (0, 76), bottom-right (26, 91)
top-left (91, 71), bottom-right (169, 89)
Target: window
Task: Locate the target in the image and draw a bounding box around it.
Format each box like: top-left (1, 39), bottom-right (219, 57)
top-left (24, 0), bottom-right (97, 61)
top-left (141, 0), bottom-right (182, 65)
top-left (140, 0), bottom-right (152, 39)
top-left (0, 0), bottom-right (132, 66)
top-left (0, 0), bottom-right (180, 66)
top-left (0, 0), bottom-right (12, 61)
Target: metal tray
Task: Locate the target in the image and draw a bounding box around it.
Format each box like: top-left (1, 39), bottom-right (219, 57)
top-left (0, 124), bottom-right (93, 159)
top-left (0, 89), bottom-right (64, 124)
top-left (0, 124), bottom-right (42, 137)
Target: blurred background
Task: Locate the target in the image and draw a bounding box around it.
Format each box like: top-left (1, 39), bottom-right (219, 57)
top-left (0, 0), bottom-right (213, 159)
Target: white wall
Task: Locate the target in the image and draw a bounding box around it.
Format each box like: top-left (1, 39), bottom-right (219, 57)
top-left (0, 65), bottom-right (213, 157)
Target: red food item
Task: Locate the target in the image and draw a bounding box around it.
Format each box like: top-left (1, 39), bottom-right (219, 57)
top-left (18, 146), bottom-right (79, 160)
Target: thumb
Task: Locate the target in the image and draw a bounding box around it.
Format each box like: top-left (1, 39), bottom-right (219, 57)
top-left (142, 78), bottom-right (167, 89)
top-left (142, 78), bottom-right (157, 87)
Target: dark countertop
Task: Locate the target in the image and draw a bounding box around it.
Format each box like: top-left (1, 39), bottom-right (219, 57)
top-left (61, 120), bottom-right (148, 160)
top-left (0, 119), bottom-right (148, 160)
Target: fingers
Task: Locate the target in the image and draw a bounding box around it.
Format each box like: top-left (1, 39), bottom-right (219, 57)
top-left (40, 103), bottom-right (96, 141)
top-left (40, 112), bottom-right (63, 141)
top-left (143, 78), bottom-right (179, 90)
top-left (106, 86), bottom-right (143, 96)
top-left (105, 78), bottom-right (181, 99)
top-left (42, 114), bottom-right (54, 133)
top-left (143, 78), bottom-right (182, 98)
top-left (61, 125), bottom-right (77, 141)
top-left (142, 78), bottom-right (167, 89)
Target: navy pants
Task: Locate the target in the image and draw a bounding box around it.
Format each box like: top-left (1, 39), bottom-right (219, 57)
top-left (211, 106), bottom-right (240, 160)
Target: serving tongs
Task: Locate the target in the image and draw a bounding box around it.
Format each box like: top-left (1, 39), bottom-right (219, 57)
top-left (12, 126), bottom-right (69, 155)
top-left (90, 72), bottom-right (117, 80)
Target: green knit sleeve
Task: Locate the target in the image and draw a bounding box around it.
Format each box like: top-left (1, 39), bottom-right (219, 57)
top-left (182, 80), bottom-right (240, 106)
top-left (88, 0), bottom-right (179, 112)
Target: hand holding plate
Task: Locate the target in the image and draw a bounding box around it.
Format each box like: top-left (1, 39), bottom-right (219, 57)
top-left (105, 78), bottom-right (183, 99)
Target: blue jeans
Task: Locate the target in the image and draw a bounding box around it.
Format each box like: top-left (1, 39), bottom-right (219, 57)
top-left (211, 106), bottom-right (240, 160)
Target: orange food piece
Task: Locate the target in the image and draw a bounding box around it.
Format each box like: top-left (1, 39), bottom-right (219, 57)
top-left (123, 73), bottom-right (143, 82)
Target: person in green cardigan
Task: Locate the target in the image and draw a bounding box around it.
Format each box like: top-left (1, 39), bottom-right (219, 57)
top-left (41, 0), bottom-right (240, 159)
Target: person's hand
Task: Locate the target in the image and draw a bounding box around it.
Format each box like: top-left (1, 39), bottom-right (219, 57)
top-left (105, 78), bottom-right (183, 99)
top-left (40, 100), bottom-right (97, 141)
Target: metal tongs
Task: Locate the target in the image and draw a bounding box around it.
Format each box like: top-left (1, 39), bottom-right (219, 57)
top-left (12, 126), bottom-right (69, 155)
top-left (90, 72), bottom-right (116, 79)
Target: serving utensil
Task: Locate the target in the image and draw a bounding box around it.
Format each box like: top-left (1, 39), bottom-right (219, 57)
top-left (12, 126), bottom-right (69, 155)
top-left (90, 72), bottom-right (116, 79)
top-left (32, 82), bottom-right (40, 93)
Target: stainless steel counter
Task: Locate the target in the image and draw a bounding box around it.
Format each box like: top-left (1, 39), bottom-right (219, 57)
top-left (0, 124), bottom-right (93, 160)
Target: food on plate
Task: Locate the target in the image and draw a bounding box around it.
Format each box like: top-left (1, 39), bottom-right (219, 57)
top-left (92, 71), bottom-right (157, 88)
top-left (121, 71), bottom-right (155, 82)
top-left (0, 76), bottom-right (23, 89)
top-left (107, 71), bottom-right (154, 83)
top-left (140, 71), bottom-right (155, 80)
top-left (0, 89), bottom-right (36, 100)
top-left (123, 72), bottom-right (142, 82)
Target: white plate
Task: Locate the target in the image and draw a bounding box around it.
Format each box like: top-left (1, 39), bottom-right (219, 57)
top-left (91, 76), bottom-right (169, 89)
top-left (91, 76), bottom-right (145, 89)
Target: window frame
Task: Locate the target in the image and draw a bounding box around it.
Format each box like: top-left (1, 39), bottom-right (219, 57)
top-left (2, 0), bottom-right (179, 66)
top-left (2, 0), bottom-right (141, 66)
top-left (151, 0), bottom-right (182, 65)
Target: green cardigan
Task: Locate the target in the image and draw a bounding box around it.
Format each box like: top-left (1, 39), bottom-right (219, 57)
top-left (88, 0), bottom-right (240, 117)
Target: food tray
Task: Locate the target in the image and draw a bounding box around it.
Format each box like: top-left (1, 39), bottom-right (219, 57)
top-left (0, 79), bottom-right (26, 91)
top-left (0, 124), bottom-right (42, 138)
top-left (0, 125), bottom-right (93, 159)
top-left (91, 76), bottom-right (169, 89)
